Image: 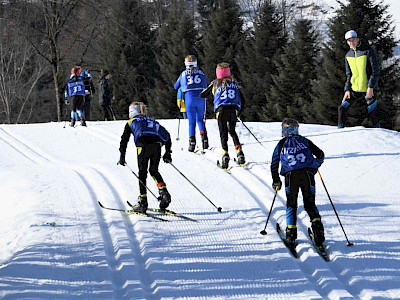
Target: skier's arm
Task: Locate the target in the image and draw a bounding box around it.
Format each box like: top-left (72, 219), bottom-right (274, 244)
top-left (119, 122), bottom-right (131, 159)
top-left (271, 140), bottom-right (284, 183)
top-left (200, 82), bottom-right (213, 98)
top-left (174, 76), bottom-right (181, 90)
top-left (307, 138), bottom-right (324, 168)
top-left (368, 47), bottom-right (380, 89)
top-left (344, 56), bottom-right (352, 92)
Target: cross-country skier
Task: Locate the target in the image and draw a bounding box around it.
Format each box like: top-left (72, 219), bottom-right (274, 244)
top-left (200, 62), bottom-right (245, 169)
top-left (118, 102), bottom-right (172, 212)
top-left (65, 67), bottom-right (87, 127)
top-left (174, 55), bottom-right (209, 151)
top-left (270, 118), bottom-right (325, 247)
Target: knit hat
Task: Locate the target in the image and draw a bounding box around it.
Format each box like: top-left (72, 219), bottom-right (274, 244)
top-left (216, 63), bottom-right (231, 79)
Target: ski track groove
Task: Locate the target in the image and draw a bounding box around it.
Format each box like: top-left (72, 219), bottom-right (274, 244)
top-left (77, 125), bottom-right (359, 299)
top-left (0, 126), bottom-right (153, 299)
top-left (1, 124), bottom-right (368, 299)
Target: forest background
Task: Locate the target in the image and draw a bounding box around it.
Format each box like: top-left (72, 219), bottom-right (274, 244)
top-left (1, 0), bottom-right (399, 130)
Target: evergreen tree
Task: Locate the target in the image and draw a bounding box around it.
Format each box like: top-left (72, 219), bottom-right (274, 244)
top-left (267, 19), bottom-right (319, 122)
top-left (200, 0), bottom-right (244, 80)
top-left (238, 1), bottom-right (286, 121)
top-left (148, 4), bottom-right (198, 118)
top-left (312, 0), bottom-right (399, 128)
top-left (96, 0), bottom-right (156, 119)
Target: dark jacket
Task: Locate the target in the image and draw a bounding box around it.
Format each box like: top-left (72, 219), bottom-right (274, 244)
top-left (344, 39), bottom-right (380, 92)
top-left (99, 76), bottom-right (112, 105)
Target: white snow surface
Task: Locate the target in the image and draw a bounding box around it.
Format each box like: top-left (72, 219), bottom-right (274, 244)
top-left (0, 120), bottom-right (399, 299)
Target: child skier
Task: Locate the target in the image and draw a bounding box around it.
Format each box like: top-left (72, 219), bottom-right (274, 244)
top-left (65, 67), bottom-right (87, 127)
top-left (200, 62), bottom-right (245, 169)
top-left (118, 102), bottom-right (173, 212)
top-left (174, 55), bottom-right (209, 151)
top-left (270, 118), bottom-right (325, 247)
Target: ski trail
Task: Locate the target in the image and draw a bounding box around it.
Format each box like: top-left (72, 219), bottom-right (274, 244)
top-left (73, 125), bottom-right (354, 299)
top-left (190, 146), bottom-right (356, 299)
top-left (0, 126), bottom-right (146, 298)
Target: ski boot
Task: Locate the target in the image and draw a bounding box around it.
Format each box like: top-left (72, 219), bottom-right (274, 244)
top-left (81, 119), bottom-right (87, 127)
top-left (236, 146), bottom-right (245, 165)
top-left (188, 136), bottom-right (196, 152)
top-left (285, 226), bottom-right (297, 247)
top-left (201, 131), bottom-right (209, 149)
top-left (221, 150), bottom-right (230, 169)
top-left (131, 195), bottom-right (148, 213)
top-left (311, 219), bottom-right (325, 246)
top-left (158, 188), bottom-right (171, 210)
top-left (69, 118), bottom-right (76, 127)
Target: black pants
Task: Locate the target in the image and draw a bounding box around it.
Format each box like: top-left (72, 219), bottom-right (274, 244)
top-left (102, 104), bottom-right (114, 121)
top-left (71, 95), bottom-right (85, 119)
top-left (285, 169), bottom-right (321, 226)
top-left (216, 105), bottom-right (241, 151)
top-left (136, 141), bottom-right (164, 196)
top-left (84, 95), bottom-right (92, 120)
top-left (338, 91), bottom-right (380, 128)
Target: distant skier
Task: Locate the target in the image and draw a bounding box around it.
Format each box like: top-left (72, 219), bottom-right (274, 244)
top-left (339, 30), bottom-right (380, 128)
top-left (81, 69), bottom-right (95, 121)
top-left (118, 102), bottom-right (173, 212)
top-left (270, 118), bottom-right (325, 247)
top-left (65, 67), bottom-right (87, 127)
top-left (200, 62), bottom-right (245, 169)
top-left (174, 55), bottom-right (209, 151)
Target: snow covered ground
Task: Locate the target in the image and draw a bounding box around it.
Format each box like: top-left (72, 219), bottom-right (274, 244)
top-left (0, 119), bottom-right (399, 299)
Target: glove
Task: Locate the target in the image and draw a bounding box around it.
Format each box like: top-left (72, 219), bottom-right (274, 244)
top-left (163, 151), bottom-right (172, 163)
top-left (117, 156), bottom-right (126, 166)
top-left (65, 98), bottom-right (70, 105)
top-left (272, 180), bottom-right (282, 191)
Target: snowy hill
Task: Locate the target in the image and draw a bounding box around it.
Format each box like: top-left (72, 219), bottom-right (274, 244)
top-left (0, 120), bottom-right (399, 299)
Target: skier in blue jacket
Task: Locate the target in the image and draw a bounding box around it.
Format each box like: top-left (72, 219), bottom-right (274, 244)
top-left (118, 102), bottom-right (172, 212)
top-left (65, 67), bottom-right (86, 127)
top-left (200, 62), bottom-right (245, 169)
top-left (174, 55), bottom-right (209, 151)
top-left (270, 118), bottom-right (325, 247)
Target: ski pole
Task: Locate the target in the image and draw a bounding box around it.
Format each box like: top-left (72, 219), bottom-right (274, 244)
top-left (125, 163), bottom-right (159, 200)
top-left (169, 162), bottom-right (222, 212)
top-left (237, 117), bottom-right (270, 154)
top-left (260, 186), bottom-right (279, 235)
top-left (317, 170), bottom-right (354, 246)
top-left (176, 118), bottom-right (181, 141)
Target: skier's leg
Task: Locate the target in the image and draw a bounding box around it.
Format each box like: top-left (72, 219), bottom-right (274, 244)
top-left (285, 171), bottom-right (299, 244)
top-left (366, 97), bottom-right (381, 128)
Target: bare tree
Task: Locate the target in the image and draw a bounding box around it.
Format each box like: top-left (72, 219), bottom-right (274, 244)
top-left (0, 15), bottom-right (48, 124)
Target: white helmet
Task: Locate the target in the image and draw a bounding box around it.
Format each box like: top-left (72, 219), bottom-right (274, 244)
top-left (129, 102), bottom-right (147, 118)
top-left (345, 30), bottom-right (357, 40)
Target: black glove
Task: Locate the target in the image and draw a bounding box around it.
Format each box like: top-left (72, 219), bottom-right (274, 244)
top-left (272, 180), bottom-right (282, 191)
top-left (163, 151), bottom-right (172, 163)
top-left (117, 156), bottom-right (126, 166)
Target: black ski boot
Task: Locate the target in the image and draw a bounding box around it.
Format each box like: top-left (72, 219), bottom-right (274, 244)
top-left (81, 119), bottom-right (87, 127)
top-left (285, 226), bottom-right (297, 246)
top-left (158, 189), bottom-right (171, 210)
top-left (221, 151), bottom-right (230, 169)
top-left (69, 118), bottom-right (76, 127)
top-left (311, 219), bottom-right (325, 246)
top-left (236, 146), bottom-right (245, 165)
top-left (132, 195), bottom-right (148, 213)
top-left (201, 131), bottom-right (209, 149)
top-left (188, 136), bottom-right (196, 152)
